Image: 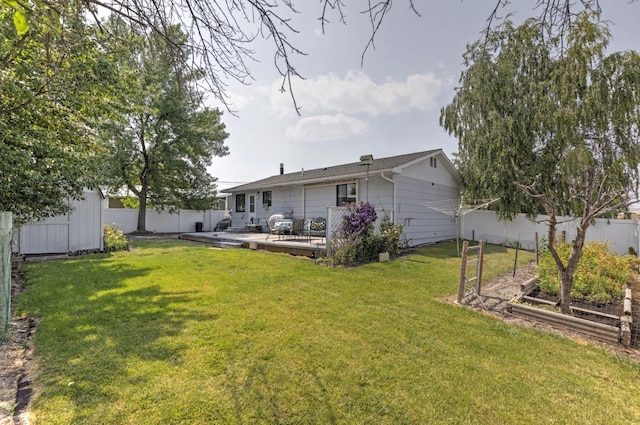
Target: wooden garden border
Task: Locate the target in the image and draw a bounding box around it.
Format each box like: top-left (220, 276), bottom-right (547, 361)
top-left (507, 279), bottom-right (633, 347)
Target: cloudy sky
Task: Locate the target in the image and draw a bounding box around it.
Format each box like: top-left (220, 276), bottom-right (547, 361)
top-left (207, 1), bottom-right (640, 192)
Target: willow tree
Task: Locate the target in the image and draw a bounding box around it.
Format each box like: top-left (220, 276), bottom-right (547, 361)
top-left (441, 12), bottom-right (640, 314)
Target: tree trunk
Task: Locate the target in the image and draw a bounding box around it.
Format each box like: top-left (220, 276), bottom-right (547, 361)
top-left (559, 266), bottom-right (574, 314)
top-left (558, 222), bottom-right (588, 314)
top-left (137, 185), bottom-right (148, 232)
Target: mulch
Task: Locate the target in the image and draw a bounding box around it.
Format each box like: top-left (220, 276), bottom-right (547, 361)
top-left (1, 270), bottom-right (36, 425)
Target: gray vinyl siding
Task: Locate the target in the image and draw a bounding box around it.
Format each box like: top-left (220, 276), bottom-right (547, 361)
top-left (303, 185), bottom-right (335, 219)
top-left (362, 175), bottom-right (394, 219)
top-left (395, 174), bottom-right (459, 246)
top-left (269, 186), bottom-right (303, 217)
top-left (230, 186), bottom-right (303, 227)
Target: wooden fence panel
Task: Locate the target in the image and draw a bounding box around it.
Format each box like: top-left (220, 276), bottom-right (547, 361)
top-left (1, 212), bottom-right (11, 333)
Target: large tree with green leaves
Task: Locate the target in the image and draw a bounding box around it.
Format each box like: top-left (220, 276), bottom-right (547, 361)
top-left (441, 12), bottom-right (640, 314)
top-left (0, 7), bottom-right (114, 223)
top-left (99, 21), bottom-right (229, 232)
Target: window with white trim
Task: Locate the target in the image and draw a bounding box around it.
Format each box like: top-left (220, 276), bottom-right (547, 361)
top-left (336, 183), bottom-right (357, 206)
top-left (262, 191), bottom-right (272, 207)
top-left (236, 194), bottom-right (246, 212)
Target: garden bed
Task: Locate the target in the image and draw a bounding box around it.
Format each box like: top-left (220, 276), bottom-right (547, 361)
top-left (507, 279), bottom-right (632, 346)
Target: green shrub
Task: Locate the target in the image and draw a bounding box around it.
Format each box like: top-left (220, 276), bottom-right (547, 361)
top-left (378, 215), bottom-right (404, 256)
top-left (104, 224), bottom-right (129, 252)
top-left (538, 241), bottom-right (633, 303)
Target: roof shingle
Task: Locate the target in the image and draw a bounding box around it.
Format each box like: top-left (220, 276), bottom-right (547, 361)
top-left (225, 150), bottom-right (442, 192)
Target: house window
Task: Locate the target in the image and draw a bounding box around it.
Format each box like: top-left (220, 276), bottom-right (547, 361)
top-left (212, 198), bottom-right (226, 210)
top-left (337, 183), bottom-right (357, 206)
top-left (430, 157), bottom-right (437, 168)
top-left (262, 191), bottom-right (272, 207)
top-left (236, 194), bottom-right (246, 212)
top-left (249, 195), bottom-right (255, 213)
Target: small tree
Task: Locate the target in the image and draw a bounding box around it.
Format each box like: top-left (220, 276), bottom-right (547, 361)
top-left (441, 12), bottom-right (640, 313)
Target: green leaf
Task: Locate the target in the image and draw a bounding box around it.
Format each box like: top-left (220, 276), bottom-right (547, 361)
top-left (13, 9), bottom-right (28, 35)
top-left (2, 0), bottom-right (29, 35)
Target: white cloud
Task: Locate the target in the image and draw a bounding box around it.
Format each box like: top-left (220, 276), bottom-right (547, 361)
top-left (226, 93), bottom-right (253, 110)
top-left (285, 114), bottom-right (369, 142)
top-left (267, 70), bottom-right (446, 119)
top-left (205, 91), bottom-right (254, 112)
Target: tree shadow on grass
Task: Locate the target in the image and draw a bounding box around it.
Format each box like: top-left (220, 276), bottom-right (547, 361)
top-left (18, 257), bottom-right (219, 423)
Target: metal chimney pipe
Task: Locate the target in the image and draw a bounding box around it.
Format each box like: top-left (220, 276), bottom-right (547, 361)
top-left (280, 163), bottom-right (284, 175)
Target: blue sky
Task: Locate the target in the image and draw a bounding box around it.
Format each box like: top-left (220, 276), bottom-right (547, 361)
top-left (207, 1), bottom-right (640, 192)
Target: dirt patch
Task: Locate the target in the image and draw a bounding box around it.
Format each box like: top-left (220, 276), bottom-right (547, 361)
top-left (1, 270), bottom-right (37, 425)
top-left (459, 262), bottom-right (640, 361)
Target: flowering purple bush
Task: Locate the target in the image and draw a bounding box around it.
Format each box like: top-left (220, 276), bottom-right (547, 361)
top-left (341, 201), bottom-right (377, 237)
top-left (328, 202), bottom-right (404, 266)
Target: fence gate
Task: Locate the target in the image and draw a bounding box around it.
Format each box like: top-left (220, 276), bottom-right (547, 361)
top-left (457, 240), bottom-right (486, 309)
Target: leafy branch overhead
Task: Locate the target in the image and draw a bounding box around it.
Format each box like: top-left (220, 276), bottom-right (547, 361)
top-left (0, 1), bottom-right (630, 114)
top-left (1, 0), bottom-right (427, 113)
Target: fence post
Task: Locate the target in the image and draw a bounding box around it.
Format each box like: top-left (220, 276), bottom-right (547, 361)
top-left (457, 240), bottom-right (470, 304)
top-left (1, 212), bottom-right (12, 334)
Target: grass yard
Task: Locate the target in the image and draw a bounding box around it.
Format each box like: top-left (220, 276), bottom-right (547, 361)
top-left (14, 241), bottom-right (640, 424)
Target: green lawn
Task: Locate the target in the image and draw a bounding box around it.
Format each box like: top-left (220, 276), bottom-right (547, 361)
top-left (14, 241), bottom-right (640, 424)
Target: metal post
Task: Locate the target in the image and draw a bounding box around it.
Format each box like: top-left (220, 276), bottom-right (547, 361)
top-left (365, 163), bottom-right (370, 202)
top-left (476, 240), bottom-right (485, 294)
top-left (359, 154), bottom-right (373, 203)
top-left (457, 240), bottom-right (470, 304)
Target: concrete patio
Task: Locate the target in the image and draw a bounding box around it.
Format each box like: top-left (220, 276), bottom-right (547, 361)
top-left (181, 231), bottom-right (327, 258)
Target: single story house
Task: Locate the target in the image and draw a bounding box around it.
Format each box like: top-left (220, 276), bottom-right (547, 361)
top-left (225, 149), bottom-right (461, 247)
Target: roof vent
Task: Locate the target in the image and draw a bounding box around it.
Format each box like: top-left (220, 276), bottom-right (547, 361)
top-left (280, 163), bottom-right (284, 175)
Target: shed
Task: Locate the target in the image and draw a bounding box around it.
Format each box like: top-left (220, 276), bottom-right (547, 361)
top-left (12, 189), bottom-right (106, 255)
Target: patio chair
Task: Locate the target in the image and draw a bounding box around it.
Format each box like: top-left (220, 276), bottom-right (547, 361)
top-left (266, 214), bottom-right (292, 240)
top-left (292, 217), bottom-right (306, 240)
top-left (308, 218), bottom-right (326, 243)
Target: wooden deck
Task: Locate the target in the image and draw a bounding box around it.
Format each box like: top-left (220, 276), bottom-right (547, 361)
top-left (181, 231), bottom-right (326, 258)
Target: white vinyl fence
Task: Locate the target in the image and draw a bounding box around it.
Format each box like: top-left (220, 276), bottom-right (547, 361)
top-left (104, 208), bottom-right (228, 234)
top-left (460, 210), bottom-right (640, 256)
top-left (13, 202), bottom-right (228, 255)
